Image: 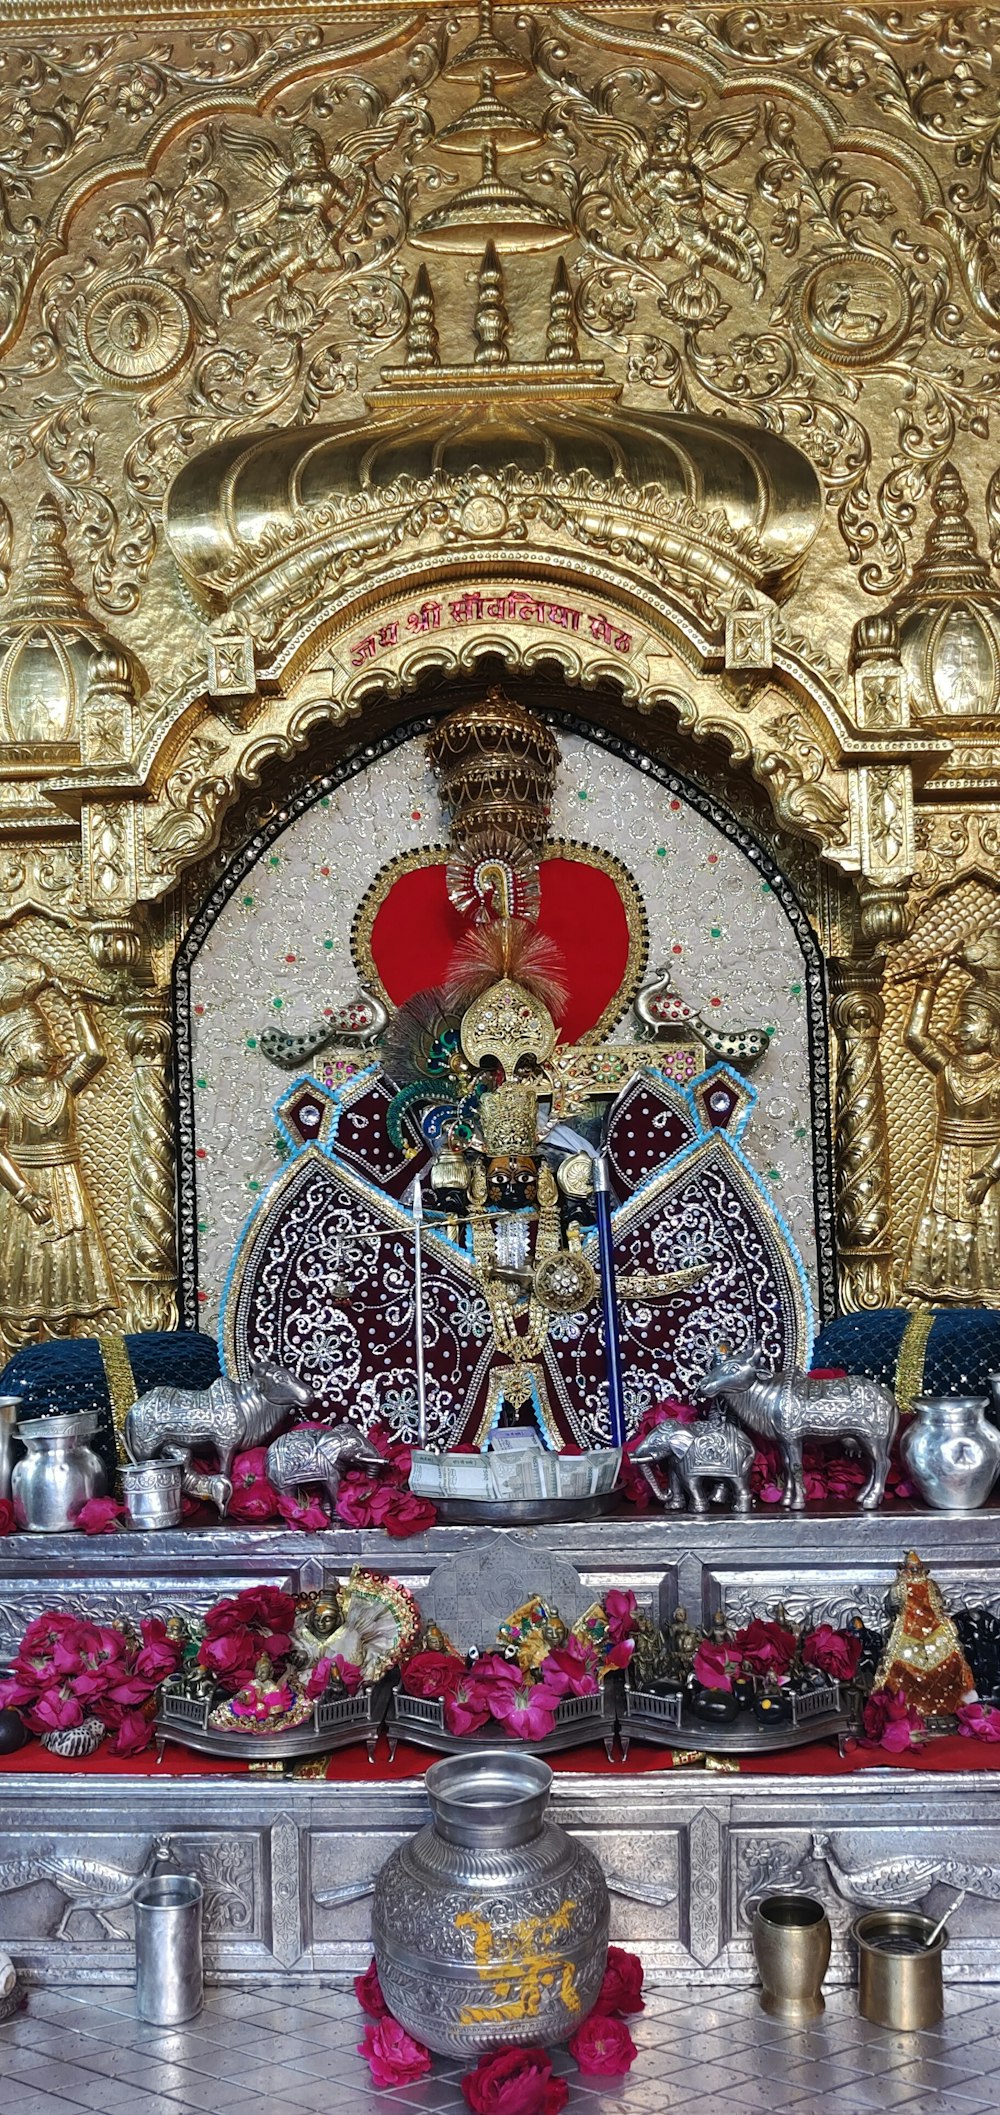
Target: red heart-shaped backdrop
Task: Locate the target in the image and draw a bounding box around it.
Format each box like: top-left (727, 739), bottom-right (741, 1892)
top-left (363, 850), bottom-right (644, 1044)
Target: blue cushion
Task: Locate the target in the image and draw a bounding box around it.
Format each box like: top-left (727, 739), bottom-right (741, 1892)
top-left (814, 1309), bottom-right (1000, 1403)
top-left (0, 1331), bottom-right (221, 1480)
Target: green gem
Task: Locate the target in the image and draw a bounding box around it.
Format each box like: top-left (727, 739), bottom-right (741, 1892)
top-left (656, 846), bottom-right (667, 859)
top-left (273, 997), bottom-right (283, 1010)
top-left (710, 926), bottom-right (721, 939)
top-left (767, 1166), bottom-right (781, 1181)
top-left (323, 939), bottom-right (333, 951)
top-left (196, 1077), bottom-right (206, 1090)
top-left (246, 1037), bottom-right (257, 1050)
top-left (242, 894), bottom-right (254, 908)
top-left (761, 881), bottom-right (772, 894)
top-left (790, 980), bottom-right (802, 997)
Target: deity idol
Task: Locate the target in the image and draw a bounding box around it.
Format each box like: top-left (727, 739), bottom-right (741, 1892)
top-left (224, 692), bottom-right (811, 1449)
top-left (904, 940), bottom-right (1000, 1305)
top-left (0, 955), bottom-right (115, 1347)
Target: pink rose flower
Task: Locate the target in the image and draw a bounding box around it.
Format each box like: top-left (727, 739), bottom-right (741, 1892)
top-left (692, 1640), bottom-right (741, 1692)
top-left (32, 1689), bottom-right (84, 1732)
top-left (76, 1497), bottom-right (127, 1535)
top-left (401, 1650), bottom-right (466, 1700)
top-left (594, 1945), bottom-right (645, 2015)
top-left (358, 2017), bottom-right (431, 2088)
top-left (0, 1499), bottom-right (15, 1535)
top-left (135, 1618), bottom-right (182, 1685)
top-left (861, 1687), bottom-right (926, 1753)
top-left (568, 2010), bottom-right (638, 2074)
top-left (604, 1589), bottom-right (636, 1646)
top-left (734, 1618), bottom-right (796, 1678)
top-left (197, 1628), bottom-right (258, 1693)
top-left (540, 1638), bottom-right (599, 1698)
top-left (490, 1679), bottom-right (562, 1741)
top-left (462, 2044), bottom-right (568, 2114)
top-left (368, 1484), bottom-right (437, 1537)
top-left (354, 1958), bottom-right (389, 2019)
top-left (334, 1473), bottom-right (380, 1528)
top-left (957, 1700), bottom-right (1000, 1742)
top-left (107, 1709), bottom-right (152, 1757)
top-left (802, 1624), bottom-right (861, 1684)
top-left (225, 1448), bottom-right (280, 1524)
top-left (276, 1492), bottom-right (329, 1531)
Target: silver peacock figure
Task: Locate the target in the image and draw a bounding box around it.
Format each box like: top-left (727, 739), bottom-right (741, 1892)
top-left (0, 1835), bottom-right (172, 1939)
top-left (812, 1831), bottom-right (1000, 1909)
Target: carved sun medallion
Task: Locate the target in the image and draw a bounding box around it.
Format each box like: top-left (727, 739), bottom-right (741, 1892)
top-left (796, 252), bottom-right (912, 370)
top-left (82, 279), bottom-right (193, 389)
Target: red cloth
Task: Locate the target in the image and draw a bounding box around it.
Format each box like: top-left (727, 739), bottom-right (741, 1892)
top-left (0, 1733), bottom-right (997, 1780)
top-left (368, 856), bottom-right (633, 1046)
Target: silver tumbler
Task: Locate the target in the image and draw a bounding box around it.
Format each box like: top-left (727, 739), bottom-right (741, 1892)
top-left (134, 1873), bottom-right (204, 2024)
top-left (120, 1453), bottom-right (185, 1530)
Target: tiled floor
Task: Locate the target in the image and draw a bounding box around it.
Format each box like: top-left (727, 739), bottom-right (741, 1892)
top-left (0, 1980), bottom-right (998, 2115)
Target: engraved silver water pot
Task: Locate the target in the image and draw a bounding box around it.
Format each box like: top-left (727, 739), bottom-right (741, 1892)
top-left (12, 1410), bottom-right (107, 1532)
top-left (0, 1397), bottom-right (21, 1504)
top-left (901, 1395), bottom-right (1000, 1512)
top-left (372, 1750), bottom-right (609, 2057)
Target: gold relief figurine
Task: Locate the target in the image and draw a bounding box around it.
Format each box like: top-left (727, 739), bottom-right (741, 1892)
top-left (903, 942), bottom-right (1000, 1305)
top-left (0, 955), bottom-right (115, 1348)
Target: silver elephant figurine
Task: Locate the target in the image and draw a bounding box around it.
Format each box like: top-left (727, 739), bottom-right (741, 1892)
top-left (700, 1347), bottom-right (898, 1510)
top-left (125, 1359), bottom-right (313, 1516)
top-left (632, 1405), bottom-right (755, 1512)
top-left (266, 1423), bottom-right (385, 1504)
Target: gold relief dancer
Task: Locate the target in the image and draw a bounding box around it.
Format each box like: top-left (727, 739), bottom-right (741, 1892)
top-left (0, 954), bottom-right (116, 1346)
top-left (903, 944), bottom-right (1000, 1305)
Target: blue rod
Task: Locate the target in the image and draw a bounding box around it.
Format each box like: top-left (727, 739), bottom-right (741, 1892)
top-left (593, 1154), bottom-right (627, 1449)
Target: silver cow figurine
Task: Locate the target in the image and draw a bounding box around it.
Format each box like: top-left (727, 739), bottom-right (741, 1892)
top-left (632, 1405), bottom-right (755, 1513)
top-left (266, 1424), bottom-right (384, 1504)
top-left (700, 1347), bottom-right (898, 1510)
top-left (125, 1359), bottom-right (313, 1516)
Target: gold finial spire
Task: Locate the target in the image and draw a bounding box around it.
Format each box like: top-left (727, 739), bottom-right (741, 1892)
top-left (11, 493), bottom-right (87, 622)
top-left (474, 240), bottom-right (509, 367)
top-left (405, 264), bottom-right (440, 369)
top-left (911, 458), bottom-right (990, 594)
top-left (546, 257), bottom-right (579, 364)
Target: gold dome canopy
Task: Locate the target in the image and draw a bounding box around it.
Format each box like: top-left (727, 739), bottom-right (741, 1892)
top-left (0, 494), bottom-right (137, 763)
top-left (889, 461), bottom-right (1000, 723)
top-left (165, 353), bottom-right (823, 626)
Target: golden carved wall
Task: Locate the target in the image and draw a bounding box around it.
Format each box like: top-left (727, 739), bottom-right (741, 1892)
top-left (2, 0), bottom-right (1000, 1349)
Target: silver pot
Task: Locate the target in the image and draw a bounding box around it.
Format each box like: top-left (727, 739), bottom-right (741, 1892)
top-left (120, 1453), bottom-right (185, 1531)
top-left (372, 1749), bottom-right (609, 2057)
top-left (901, 1395), bottom-right (1000, 1511)
top-left (0, 1397), bottom-right (21, 1503)
top-left (11, 1410), bottom-right (107, 1532)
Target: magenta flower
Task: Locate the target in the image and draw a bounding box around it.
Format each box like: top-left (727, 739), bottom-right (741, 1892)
top-left (861, 1687), bottom-right (926, 1753)
top-left (358, 2017), bottom-right (431, 2088)
top-left (957, 1700), bottom-right (1000, 1743)
top-left (692, 1640), bottom-right (741, 1692)
top-left (491, 1680), bottom-right (562, 1741)
top-left (540, 1639), bottom-right (599, 1698)
top-left (76, 1497), bottom-right (127, 1535)
top-left (107, 1709), bottom-right (153, 1757)
top-left (276, 1491), bottom-right (329, 1531)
